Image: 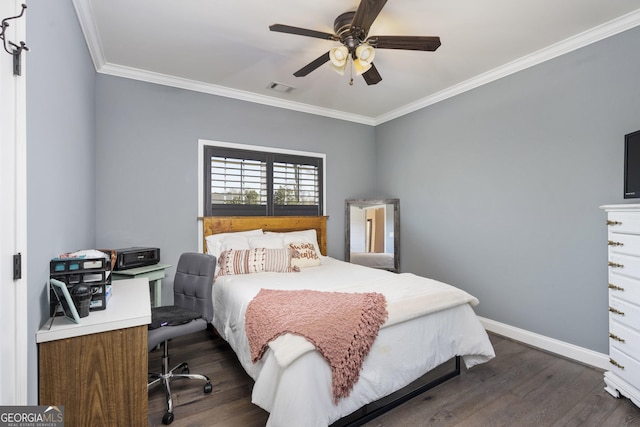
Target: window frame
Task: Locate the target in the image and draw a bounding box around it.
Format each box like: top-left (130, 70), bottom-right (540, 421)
top-left (198, 140), bottom-right (326, 219)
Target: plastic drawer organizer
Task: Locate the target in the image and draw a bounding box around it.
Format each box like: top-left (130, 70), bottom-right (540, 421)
top-left (50, 255), bottom-right (112, 315)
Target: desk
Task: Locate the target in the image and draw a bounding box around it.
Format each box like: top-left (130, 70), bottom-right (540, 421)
top-left (37, 278), bottom-right (151, 427)
top-left (111, 263), bottom-right (170, 307)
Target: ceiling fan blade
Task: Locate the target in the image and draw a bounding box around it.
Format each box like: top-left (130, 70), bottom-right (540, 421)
top-left (362, 63), bottom-right (382, 85)
top-left (293, 51), bottom-right (331, 77)
top-left (351, 0), bottom-right (388, 38)
top-left (269, 24), bottom-right (337, 41)
top-left (367, 35), bottom-right (441, 51)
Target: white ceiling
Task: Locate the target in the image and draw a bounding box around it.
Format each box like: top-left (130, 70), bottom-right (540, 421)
top-left (73, 0), bottom-right (640, 125)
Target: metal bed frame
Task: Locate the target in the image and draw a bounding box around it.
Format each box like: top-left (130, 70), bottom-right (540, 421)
top-left (334, 356), bottom-right (461, 427)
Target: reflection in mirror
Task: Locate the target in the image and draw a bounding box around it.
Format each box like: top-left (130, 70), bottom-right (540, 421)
top-left (345, 199), bottom-right (400, 272)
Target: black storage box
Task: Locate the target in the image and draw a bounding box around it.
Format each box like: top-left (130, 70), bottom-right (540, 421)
top-left (50, 256), bottom-right (112, 315)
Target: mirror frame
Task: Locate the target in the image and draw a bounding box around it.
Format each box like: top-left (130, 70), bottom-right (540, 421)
top-left (345, 198), bottom-right (400, 273)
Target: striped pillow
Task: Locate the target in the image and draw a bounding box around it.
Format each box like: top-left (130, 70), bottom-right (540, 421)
top-left (217, 248), bottom-right (298, 276)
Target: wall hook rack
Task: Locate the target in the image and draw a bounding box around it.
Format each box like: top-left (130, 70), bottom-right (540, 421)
top-left (1, 3), bottom-right (28, 75)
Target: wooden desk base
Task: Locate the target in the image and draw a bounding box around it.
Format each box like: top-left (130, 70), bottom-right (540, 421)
top-left (39, 325), bottom-right (148, 426)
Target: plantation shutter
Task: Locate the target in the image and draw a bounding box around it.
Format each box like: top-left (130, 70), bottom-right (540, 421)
top-left (204, 146), bottom-right (322, 216)
top-left (273, 154), bottom-right (321, 216)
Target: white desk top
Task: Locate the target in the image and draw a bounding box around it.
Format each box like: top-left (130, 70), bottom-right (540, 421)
top-left (36, 278), bottom-right (151, 343)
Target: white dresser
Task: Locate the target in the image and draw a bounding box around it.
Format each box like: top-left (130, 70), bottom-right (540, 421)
top-left (602, 204), bottom-right (640, 407)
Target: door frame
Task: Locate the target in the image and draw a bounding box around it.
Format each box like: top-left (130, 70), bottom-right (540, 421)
top-left (0, 0), bottom-right (28, 405)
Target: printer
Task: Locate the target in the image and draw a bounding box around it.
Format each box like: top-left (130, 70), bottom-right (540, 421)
top-left (113, 247), bottom-right (160, 270)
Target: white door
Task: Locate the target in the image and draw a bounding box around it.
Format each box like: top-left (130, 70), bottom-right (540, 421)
top-left (0, 0), bottom-right (28, 405)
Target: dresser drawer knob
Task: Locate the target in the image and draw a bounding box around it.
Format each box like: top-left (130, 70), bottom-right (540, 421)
top-left (609, 307), bottom-right (625, 316)
top-left (608, 240), bottom-right (624, 247)
top-left (609, 333), bottom-right (626, 343)
top-left (610, 358), bottom-right (625, 369)
top-left (607, 220), bottom-right (623, 226)
top-left (608, 261), bottom-right (624, 268)
top-left (609, 283), bottom-right (625, 291)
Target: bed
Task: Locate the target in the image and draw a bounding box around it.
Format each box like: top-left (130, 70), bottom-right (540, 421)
top-left (202, 216), bottom-right (495, 427)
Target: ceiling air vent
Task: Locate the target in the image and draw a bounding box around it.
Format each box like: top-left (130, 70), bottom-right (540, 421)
top-left (267, 82), bottom-right (295, 94)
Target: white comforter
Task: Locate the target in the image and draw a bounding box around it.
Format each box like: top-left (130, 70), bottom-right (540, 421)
top-left (212, 257), bottom-right (495, 427)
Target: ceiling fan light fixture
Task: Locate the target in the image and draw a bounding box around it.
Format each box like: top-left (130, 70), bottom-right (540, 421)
top-left (329, 45), bottom-right (348, 75)
top-left (355, 44), bottom-right (375, 64)
top-left (353, 58), bottom-right (372, 75)
top-left (329, 62), bottom-right (347, 75)
top-left (329, 46), bottom-right (348, 66)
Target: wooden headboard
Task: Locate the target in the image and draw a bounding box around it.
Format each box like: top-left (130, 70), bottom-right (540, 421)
top-left (201, 216), bottom-right (328, 256)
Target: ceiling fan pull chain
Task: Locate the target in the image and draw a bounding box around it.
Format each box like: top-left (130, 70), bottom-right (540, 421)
top-left (349, 59), bottom-right (354, 86)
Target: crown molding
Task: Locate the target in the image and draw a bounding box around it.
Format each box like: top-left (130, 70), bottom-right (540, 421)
top-left (374, 8), bottom-right (640, 125)
top-left (71, 1), bottom-right (375, 125)
top-left (97, 63), bottom-right (376, 126)
top-left (72, 0), bottom-right (105, 70)
top-left (72, 0), bottom-right (640, 127)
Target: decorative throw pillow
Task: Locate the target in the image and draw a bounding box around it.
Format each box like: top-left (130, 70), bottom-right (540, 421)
top-left (289, 242), bottom-right (321, 269)
top-left (266, 229), bottom-right (323, 258)
top-left (217, 248), bottom-right (298, 276)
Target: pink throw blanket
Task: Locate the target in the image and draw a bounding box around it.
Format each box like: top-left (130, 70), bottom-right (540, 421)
top-left (245, 288), bottom-right (388, 403)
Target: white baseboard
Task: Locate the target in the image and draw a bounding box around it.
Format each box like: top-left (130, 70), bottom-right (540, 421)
top-left (478, 316), bottom-right (609, 371)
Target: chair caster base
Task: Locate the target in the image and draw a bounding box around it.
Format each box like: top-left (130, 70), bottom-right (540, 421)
top-left (162, 412), bottom-right (174, 425)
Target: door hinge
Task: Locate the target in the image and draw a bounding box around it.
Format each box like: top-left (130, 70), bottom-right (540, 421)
top-left (13, 253), bottom-right (21, 280)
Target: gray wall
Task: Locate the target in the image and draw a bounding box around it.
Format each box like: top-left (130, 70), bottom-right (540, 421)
top-left (94, 75), bottom-right (376, 304)
top-left (375, 26), bottom-right (640, 353)
top-left (26, 0), bottom-right (97, 404)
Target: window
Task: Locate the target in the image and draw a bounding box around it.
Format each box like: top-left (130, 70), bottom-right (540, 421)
top-left (203, 145), bottom-right (323, 216)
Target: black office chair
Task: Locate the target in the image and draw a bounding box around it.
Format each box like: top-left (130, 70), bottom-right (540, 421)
top-left (148, 252), bottom-right (216, 425)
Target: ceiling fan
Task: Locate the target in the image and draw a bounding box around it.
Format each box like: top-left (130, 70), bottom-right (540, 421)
top-left (269, 0), bottom-right (441, 85)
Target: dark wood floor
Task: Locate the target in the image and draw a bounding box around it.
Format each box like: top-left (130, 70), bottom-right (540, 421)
top-left (148, 330), bottom-right (640, 427)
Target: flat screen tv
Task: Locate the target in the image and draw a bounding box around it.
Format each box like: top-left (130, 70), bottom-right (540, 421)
top-left (625, 130), bottom-right (640, 199)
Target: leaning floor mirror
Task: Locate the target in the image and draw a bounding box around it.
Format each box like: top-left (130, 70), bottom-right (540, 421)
top-left (345, 199), bottom-right (400, 273)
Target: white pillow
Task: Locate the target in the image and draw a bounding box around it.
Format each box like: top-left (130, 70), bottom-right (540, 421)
top-left (220, 235), bottom-right (252, 252)
top-left (248, 234), bottom-right (285, 249)
top-left (205, 229), bottom-right (263, 258)
top-left (266, 229), bottom-right (322, 259)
